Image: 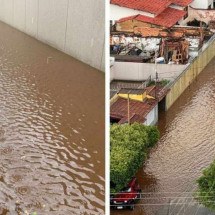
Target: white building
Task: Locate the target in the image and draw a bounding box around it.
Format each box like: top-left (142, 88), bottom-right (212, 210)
top-left (110, 4), bottom-right (155, 22)
top-left (110, 0), bottom-right (193, 27)
top-left (191, 0), bottom-right (214, 9)
top-left (144, 105), bottom-right (158, 126)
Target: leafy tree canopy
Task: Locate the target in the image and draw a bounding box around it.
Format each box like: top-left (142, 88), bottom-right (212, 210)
top-left (197, 160), bottom-right (215, 211)
top-left (110, 123), bottom-right (159, 193)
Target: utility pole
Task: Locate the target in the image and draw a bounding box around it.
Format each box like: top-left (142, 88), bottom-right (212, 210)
top-left (155, 71), bottom-right (158, 99)
top-left (127, 93), bottom-right (130, 125)
top-left (155, 53), bottom-right (158, 100)
top-left (200, 21), bottom-right (203, 48)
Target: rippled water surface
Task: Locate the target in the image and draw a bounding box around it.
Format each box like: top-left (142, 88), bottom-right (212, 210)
top-left (0, 21), bottom-right (104, 214)
top-left (112, 58), bottom-right (215, 215)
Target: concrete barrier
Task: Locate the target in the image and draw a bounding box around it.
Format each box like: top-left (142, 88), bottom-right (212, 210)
top-left (110, 62), bottom-right (187, 82)
top-left (0, 0), bottom-right (105, 72)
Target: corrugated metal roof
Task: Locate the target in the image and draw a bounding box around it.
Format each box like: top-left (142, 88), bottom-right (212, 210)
top-left (110, 97), bottom-right (157, 124)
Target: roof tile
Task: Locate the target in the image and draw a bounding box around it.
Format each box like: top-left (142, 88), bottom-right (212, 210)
top-left (172, 0), bottom-right (193, 7)
top-left (110, 97), bottom-right (157, 124)
top-left (111, 0), bottom-right (172, 15)
top-left (118, 7), bottom-right (187, 28)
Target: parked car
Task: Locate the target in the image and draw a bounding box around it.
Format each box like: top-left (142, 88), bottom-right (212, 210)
top-left (110, 177), bottom-right (141, 210)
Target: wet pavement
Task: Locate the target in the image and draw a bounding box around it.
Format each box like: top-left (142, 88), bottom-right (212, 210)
top-left (0, 21), bottom-right (105, 214)
top-left (112, 57), bottom-right (215, 215)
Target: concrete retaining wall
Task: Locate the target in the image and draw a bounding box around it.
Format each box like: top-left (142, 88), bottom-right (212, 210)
top-left (110, 62), bottom-right (187, 82)
top-left (165, 37), bottom-right (215, 110)
top-left (0, 0), bottom-right (105, 72)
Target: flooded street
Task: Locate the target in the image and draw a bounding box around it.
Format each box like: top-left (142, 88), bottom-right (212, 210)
top-left (0, 21), bottom-right (105, 215)
top-left (112, 58), bottom-right (215, 215)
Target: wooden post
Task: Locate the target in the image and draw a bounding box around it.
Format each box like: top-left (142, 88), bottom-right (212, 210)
top-left (127, 93), bottom-right (130, 125)
top-left (155, 53), bottom-right (158, 100)
top-left (200, 21), bottom-right (203, 47)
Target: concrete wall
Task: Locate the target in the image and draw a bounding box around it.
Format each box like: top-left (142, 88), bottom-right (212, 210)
top-left (165, 36), bottom-right (215, 110)
top-left (185, 6), bottom-right (215, 25)
top-left (0, 0), bottom-right (105, 72)
top-left (191, 0), bottom-right (213, 9)
top-left (110, 62), bottom-right (187, 82)
top-left (144, 105), bottom-right (158, 126)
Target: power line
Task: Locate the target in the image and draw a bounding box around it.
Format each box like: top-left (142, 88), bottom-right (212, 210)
top-left (110, 201), bottom-right (215, 207)
top-left (110, 196), bottom-right (215, 200)
top-left (110, 191), bottom-right (215, 195)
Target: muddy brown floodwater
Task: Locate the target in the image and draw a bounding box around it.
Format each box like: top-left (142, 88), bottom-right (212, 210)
top-left (0, 21), bottom-right (105, 214)
top-left (112, 58), bottom-right (215, 215)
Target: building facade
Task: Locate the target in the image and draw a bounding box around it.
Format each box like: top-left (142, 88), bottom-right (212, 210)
top-left (191, 0), bottom-right (214, 9)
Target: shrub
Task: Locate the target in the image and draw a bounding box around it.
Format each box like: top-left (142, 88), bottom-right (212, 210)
top-left (110, 146), bottom-right (146, 193)
top-left (196, 160), bottom-right (215, 211)
top-left (110, 123), bottom-right (160, 192)
top-left (110, 123), bottom-right (148, 151)
top-left (145, 126), bottom-right (160, 148)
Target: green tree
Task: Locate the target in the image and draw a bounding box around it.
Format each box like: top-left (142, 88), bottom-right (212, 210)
top-left (110, 123), bottom-right (159, 193)
top-left (110, 146), bottom-right (145, 193)
top-left (145, 125), bottom-right (160, 148)
top-left (197, 160), bottom-right (215, 211)
top-left (110, 123), bottom-right (148, 151)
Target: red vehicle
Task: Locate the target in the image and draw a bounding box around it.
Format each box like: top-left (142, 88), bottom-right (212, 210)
top-left (110, 177), bottom-right (141, 210)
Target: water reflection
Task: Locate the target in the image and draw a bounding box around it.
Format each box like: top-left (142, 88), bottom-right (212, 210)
top-left (112, 59), bottom-right (215, 215)
top-left (0, 21), bottom-right (104, 214)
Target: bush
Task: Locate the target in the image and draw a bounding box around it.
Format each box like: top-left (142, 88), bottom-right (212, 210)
top-left (145, 126), bottom-right (160, 148)
top-left (196, 160), bottom-right (215, 211)
top-left (110, 146), bottom-right (146, 193)
top-left (110, 123), bottom-right (160, 193)
top-left (110, 123), bottom-right (148, 151)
